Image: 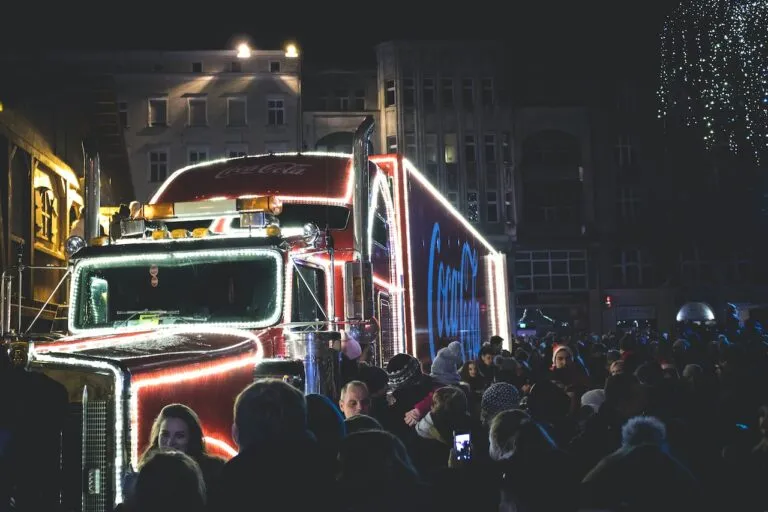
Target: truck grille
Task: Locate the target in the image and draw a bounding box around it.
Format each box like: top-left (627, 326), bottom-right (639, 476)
top-left (82, 399), bottom-right (111, 512)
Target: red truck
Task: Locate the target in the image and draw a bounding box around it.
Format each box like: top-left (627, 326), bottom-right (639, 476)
top-left (4, 117), bottom-right (509, 511)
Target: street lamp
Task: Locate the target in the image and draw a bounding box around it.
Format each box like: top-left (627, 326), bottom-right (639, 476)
top-left (237, 43), bottom-right (251, 59)
top-left (285, 42), bottom-right (302, 151)
top-left (285, 43), bottom-right (299, 59)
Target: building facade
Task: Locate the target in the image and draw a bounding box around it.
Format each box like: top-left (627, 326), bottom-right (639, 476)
top-left (302, 69), bottom-right (380, 153)
top-left (106, 50), bottom-right (302, 202)
top-left (373, 41), bottom-right (516, 251)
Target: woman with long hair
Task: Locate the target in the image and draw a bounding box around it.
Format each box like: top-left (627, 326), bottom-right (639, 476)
top-left (141, 404), bottom-right (225, 496)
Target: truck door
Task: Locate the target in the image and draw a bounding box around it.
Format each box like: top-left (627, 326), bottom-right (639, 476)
top-left (376, 291), bottom-right (394, 366)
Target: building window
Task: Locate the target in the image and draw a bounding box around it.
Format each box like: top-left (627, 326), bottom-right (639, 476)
top-left (679, 245), bottom-right (712, 284)
top-left (149, 150), bottom-right (169, 183)
top-left (502, 131), bottom-right (512, 163)
top-left (118, 101), bottom-right (128, 128)
top-left (354, 89), bottom-right (365, 110)
top-left (423, 78), bottom-right (435, 106)
top-left (487, 165), bottom-right (499, 192)
top-left (466, 191), bottom-right (479, 223)
top-left (227, 97), bottom-right (247, 127)
top-left (445, 133), bottom-right (458, 192)
top-left (188, 147), bottom-right (209, 165)
top-left (226, 144), bottom-right (248, 158)
top-left (192, 62), bottom-right (203, 73)
top-left (269, 60), bottom-right (281, 73)
top-left (267, 99), bottom-right (285, 126)
top-left (618, 187), bottom-right (641, 220)
top-left (612, 249), bottom-right (652, 287)
top-left (404, 132), bottom-right (416, 160)
top-left (187, 98), bottom-right (207, 127)
top-left (402, 78), bottom-right (415, 107)
top-left (464, 134), bottom-right (476, 163)
top-left (318, 92), bottom-right (329, 111)
top-left (447, 192), bottom-right (459, 210)
top-left (265, 141), bottom-right (289, 153)
top-left (487, 191), bottom-right (499, 223)
top-left (425, 133), bottom-right (438, 184)
top-left (514, 250), bottom-right (588, 291)
top-left (386, 136), bottom-right (397, 153)
top-left (484, 134), bottom-right (496, 163)
top-left (385, 80), bottom-right (396, 107)
top-left (481, 78), bottom-right (494, 106)
top-left (505, 191), bottom-right (515, 222)
top-left (333, 91), bottom-right (349, 111)
top-left (465, 134), bottom-right (477, 188)
top-left (441, 78), bottom-right (454, 107)
top-left (444, 134), bottom-right (457, 163)
top-left (614, 135), bottom-right (635, 167)
top-left (148, 97), bottom-right (168, 127)
top-left (231, 61), bottom-right (242, 72)
top-left (462, 78), bottom-right (474, 107)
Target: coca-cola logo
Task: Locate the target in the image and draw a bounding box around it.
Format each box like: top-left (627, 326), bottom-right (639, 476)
top-left (214, 162), bottom-right (311, 179)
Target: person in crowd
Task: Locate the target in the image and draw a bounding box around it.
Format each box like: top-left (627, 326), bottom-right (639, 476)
top-left (344, 414), bottom-right (383, 435)
top-left (384, 354), bottom-right (440, 439)
top-left (139, 404), bottom-right (225, 497)
top-left (476, 345), bottom-right (498, 386)
top-left (480, 382), bottom-right (521, 427)
top-left (129, 450), bottom-right (206, 512)
top-left (430, 340), bottom-right (463, 386)
top-left (581, 415), bottom-right (702, 511)
top-left (207, 379), bottom-right (334, 511)
top-left (339, 380), bottom-right (371, 419)
top-left (306, 393), bottom-right (346, 475)
top-left (337, 430), bottom-right (431, 511)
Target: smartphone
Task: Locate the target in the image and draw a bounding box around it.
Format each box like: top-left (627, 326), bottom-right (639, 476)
top-left (453, 432), bottom-right (472, 462)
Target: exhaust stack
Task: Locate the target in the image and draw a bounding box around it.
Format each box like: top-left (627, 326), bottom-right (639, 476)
top-left (351, 116), bottom-right (375, 320)
top-left (84, 152), bottom-right (101, 242)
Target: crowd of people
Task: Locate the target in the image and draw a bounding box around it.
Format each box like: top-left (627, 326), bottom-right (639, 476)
top-left (119, 321), bottom-right (768, 512)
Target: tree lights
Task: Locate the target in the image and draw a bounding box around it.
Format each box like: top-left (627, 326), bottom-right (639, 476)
top-left (658, 0), bottom-right (768, 163)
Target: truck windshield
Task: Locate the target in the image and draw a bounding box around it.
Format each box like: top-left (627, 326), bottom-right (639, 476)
top-left (72, 249), bottom-right (282, 330)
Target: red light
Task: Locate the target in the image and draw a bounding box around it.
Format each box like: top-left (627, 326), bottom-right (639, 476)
top-left (604, 295), bottom-right (613, 308)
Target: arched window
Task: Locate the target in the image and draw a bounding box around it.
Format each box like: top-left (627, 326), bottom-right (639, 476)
top-left (33, 169), bottom-right (59, 245)
top-left (315, 131), bottom-right (355, 153)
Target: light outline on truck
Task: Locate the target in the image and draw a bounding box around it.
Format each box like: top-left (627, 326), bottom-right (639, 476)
top-left (148, 152), bottom-right (355, 206)
top-left (128, 328), bottom-right (263, 471)
top-left (68, 248), bottom-right (284, 336)
top-left (371, 155), bottom-right (511, 354)
top-left (28, 350), bottom-right (127, 509)
top-left (367, 170), bottom-right (406, 356)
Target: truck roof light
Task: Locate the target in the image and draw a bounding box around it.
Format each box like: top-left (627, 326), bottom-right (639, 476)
top-left (236, 196), bottom-right (282, 215)
top-left (143, 203), bottom-right (175, 220)
top-left (151, 229), bottom-right (170, 240)
top-left (192, 227), bottom-right (210, 238)
top-left (170, 229), bottom-right (190, 239)
top-left (89, 236), bottom-right (110, 246)
top-left (265, 224), bottom-right (281, 238)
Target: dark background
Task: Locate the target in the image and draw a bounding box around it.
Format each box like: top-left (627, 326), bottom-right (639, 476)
top-left (1, 1), bottom-right (678, 70)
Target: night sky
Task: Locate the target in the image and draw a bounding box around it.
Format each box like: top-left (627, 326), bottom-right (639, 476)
top-left (2, 1), bottom-right (676, 72)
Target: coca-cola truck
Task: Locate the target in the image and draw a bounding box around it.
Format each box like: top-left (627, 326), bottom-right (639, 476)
top-left (3, 117), bottom-right (510, 511)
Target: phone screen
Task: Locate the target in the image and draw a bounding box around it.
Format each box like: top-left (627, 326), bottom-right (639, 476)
top-left (454, 432), bottom-right (471, 461)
